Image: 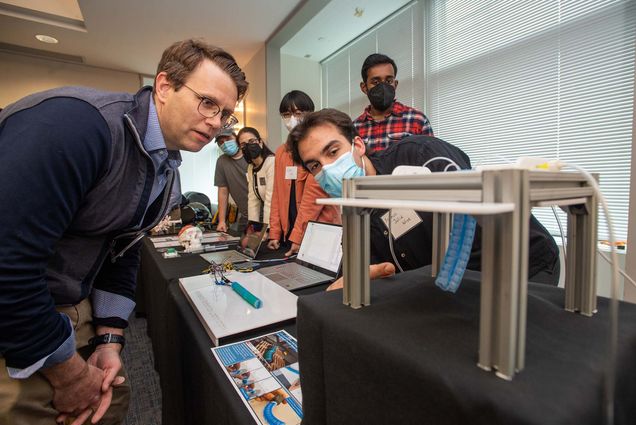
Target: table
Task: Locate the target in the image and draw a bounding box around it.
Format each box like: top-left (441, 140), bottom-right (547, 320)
top-left (136, 238), bottom-right (213, 424)
top-left (297, 268), bottom-right (636, 425)
top-left (137, 237), bottom-right (326, 425)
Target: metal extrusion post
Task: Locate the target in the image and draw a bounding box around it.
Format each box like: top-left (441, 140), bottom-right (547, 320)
top-left (431, 213), bottom-right (450, 277)
top-left (342, 178), bottom-right (370, 308)
top-left (478, 170), bottom-right (527, 380)
top-left (565, 192), bottom-right (598, 316)
top-left (495, 170), bottom-right (527, 380)
top-left (515, 170), bottom-right (530, 372)
top-left (581, 190), bottom-right (598, 315)
top-left (478, 171), bottom-right (497, 372)
top-left (493, 169), bottom-right (522, 380)
top-left (564, 205), bottom-right (579, 313)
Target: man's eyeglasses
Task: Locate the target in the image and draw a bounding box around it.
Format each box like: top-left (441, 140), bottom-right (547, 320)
top-left (182, 83), bottom-right (238, 129)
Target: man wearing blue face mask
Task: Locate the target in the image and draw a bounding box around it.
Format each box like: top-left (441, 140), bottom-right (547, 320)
top-left (354, 53), bottom-right (434, 153)
top-left (289, 109), bottom-right (560, 291)
top-left (214, 129), bottom-right (249, 232)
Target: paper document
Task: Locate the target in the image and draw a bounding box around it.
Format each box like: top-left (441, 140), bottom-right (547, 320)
top-left (212, 330), bottom-right (302, 425)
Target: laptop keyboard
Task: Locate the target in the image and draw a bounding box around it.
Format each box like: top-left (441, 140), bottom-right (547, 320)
top-left (204, 251), bottom-right (249, 264)
top-left (278, 264), bottom-right (328, 281)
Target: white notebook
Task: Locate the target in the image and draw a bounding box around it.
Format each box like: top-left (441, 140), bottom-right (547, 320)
top-left (179, 272), bottom-right (298, 346)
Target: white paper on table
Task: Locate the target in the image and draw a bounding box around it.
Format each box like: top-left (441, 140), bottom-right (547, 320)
top-left (179, 272), bottom-right (298, 345)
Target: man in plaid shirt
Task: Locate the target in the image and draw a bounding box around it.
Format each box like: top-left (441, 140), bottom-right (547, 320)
top-left (353, 53), bottom-right (434, 152)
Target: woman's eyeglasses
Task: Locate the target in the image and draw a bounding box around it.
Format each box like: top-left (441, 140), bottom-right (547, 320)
top-left (280, 110), bottom-right (305, 120)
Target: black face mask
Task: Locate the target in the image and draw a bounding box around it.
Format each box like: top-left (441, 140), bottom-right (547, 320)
top-left (367, 82), bottom-right (395, 111)
top-left (243, 143), bottom-right (262, 162)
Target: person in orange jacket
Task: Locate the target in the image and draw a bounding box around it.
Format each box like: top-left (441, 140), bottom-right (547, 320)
top-left (267, 91), bottom-right (340, 256)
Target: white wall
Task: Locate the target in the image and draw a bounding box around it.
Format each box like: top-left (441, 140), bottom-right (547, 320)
top-left (266, 0), bottom-right (331, 154)
top-left (279, 53), bottom-right (321, 145)
top-left (243, 45), bottom-right (268, 141)
top-left (0, 51), bottom-right (140, 107)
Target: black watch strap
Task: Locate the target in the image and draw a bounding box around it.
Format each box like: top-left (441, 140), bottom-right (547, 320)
top-left (89, 333), bottom-right (125, 349)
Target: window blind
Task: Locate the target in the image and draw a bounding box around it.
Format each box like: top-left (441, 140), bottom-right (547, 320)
top-left (426, 0), bottom-right (635, 241)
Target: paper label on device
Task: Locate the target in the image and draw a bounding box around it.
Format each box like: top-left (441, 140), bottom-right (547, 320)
top-left (380, 209), bottom-right (422, 239)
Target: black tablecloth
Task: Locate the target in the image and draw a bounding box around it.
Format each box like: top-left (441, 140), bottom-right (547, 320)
top-left (136, 238), bottom-right (212, 425)
top-left (297, 268), bottom-right (636, 425)
top-left (137, 238), bottom-right (208, 371)
top-left (137, 237), bottom-right (326, 425)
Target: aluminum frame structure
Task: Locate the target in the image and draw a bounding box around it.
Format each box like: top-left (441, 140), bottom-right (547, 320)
top-left (317, 169), bottom-right (597, 380)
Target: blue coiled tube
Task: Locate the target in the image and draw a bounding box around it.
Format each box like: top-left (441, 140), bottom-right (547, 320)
top-left (435, 214), bottom-right (477, 293)
top-left (263, 401), bottom-right (286, 425)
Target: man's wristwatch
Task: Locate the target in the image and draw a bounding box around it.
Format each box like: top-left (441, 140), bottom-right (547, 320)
top-left (89, 333), bottom-right (125, 350)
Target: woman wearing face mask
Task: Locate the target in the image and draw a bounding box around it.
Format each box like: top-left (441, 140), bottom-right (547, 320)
top-left (238, 127), bottom-right (275, 225)
top-left (267, 91), bottom-right (340, 256)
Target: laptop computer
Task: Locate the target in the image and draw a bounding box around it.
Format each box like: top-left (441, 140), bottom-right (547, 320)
top-left (200, 221), bottom-right (267, 265)
top-left (257, 221), bottom-right (343, 291)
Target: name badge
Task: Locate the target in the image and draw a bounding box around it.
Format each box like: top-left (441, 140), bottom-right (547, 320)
top-left (380, 209), bottom-right (422, 239)
top-left (285, 166), bottom-right (298, 180)
top-left (259, 177), bottom-right (267, 186)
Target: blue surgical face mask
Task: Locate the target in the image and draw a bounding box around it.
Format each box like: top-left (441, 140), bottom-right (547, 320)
top-left (315, 144), bottom-right (365, 198)
top-left (220, 139), bottom-right (239, 156)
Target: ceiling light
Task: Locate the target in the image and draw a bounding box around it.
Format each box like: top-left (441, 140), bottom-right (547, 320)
top-left (35, 35), bottom-right (58, 44)
top-left (354, 7), bottom-right (364, 18)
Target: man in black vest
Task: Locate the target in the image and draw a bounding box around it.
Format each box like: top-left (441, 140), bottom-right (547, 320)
top-left (0, 39), bottom-right (247, 424)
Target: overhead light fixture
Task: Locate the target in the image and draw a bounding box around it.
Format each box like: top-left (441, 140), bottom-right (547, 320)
top-left (354, 7), bottom-right (364, 18)
top-left (35, 34), bottom-right (58, 44)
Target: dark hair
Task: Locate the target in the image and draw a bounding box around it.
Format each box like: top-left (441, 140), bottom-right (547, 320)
top-left (155, 39), bottom-right (248, 101)
top-left (288, 108), bottom-right (358, 166)
top-left (237, 126), bottom-right (274, 158)
top-left (279, 90), bottom-right (315, 114)
top-left (361, 53), bottom-right (397, 83)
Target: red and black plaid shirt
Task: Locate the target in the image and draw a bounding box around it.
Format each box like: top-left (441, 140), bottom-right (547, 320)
top-left (353, 101), bottom-right (434, 152)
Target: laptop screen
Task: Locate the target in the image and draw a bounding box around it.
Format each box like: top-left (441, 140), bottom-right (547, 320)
top-left (297, 222), bottom-right (343, 273)
top-left (236, 221), bottom-right (267, 258)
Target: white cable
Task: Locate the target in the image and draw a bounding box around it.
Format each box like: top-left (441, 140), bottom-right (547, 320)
top-left (551, 205), bottom-right (567, 265)
top-left (562, 162), bottom-right (618, 425)
top-left (422, 156), bottom-right (460, 170)
top-left (598, 250), bottom-right (636, 289)
top-left (444, 162), bottom-right (460, 172)
top-left (387, 209), bottom-right (405, 273)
